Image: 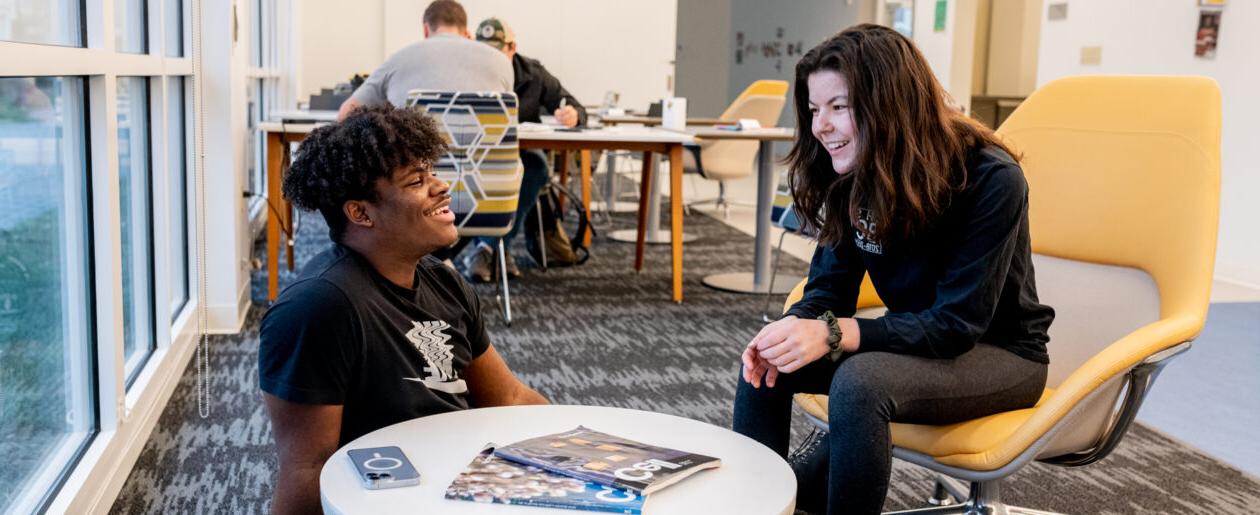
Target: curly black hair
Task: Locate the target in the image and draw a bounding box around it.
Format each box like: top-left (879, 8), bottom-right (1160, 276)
top-left (283, 104), bottom-right (445, 242)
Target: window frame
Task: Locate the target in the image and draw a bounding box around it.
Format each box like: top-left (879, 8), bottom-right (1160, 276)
top-left (0, 0), bottom-right (196, 510)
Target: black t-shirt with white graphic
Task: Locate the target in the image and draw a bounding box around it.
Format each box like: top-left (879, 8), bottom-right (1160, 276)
top-left (259, 245), bottom-right (491, 446)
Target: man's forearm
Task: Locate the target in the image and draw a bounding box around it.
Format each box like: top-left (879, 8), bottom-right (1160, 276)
top-left (514, 384), bottom-right (549, 405)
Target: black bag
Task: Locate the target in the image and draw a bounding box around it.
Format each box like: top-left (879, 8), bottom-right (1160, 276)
top-left (524, 182), bottom-right (592, 268)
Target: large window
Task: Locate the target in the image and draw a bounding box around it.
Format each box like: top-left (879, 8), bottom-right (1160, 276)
top-left (1, 0), bottom-right (288, 509)
top-left (0, 0), bottom-right (83, 47)
top-left (114, 0), bottom-right (147, 54)
top-left (166, 77), bottom-right (188, 319)
top-left (0, 76), bottom-right (96, 514)
top-left (116, 76), bottom-right (154, 386)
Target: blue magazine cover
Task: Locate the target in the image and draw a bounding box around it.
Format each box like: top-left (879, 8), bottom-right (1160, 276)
top-left (446, 446), bottom-right (645, 514)
top-left (493, 426), bottom-right (721, 496)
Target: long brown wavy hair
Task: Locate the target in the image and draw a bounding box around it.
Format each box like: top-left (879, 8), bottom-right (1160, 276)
top-left (786, 24), bottom-right (1017, 246)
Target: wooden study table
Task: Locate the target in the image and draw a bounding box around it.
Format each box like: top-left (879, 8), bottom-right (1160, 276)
top-left (258, 121), bottom-right (317, 302)
top-left (516, 126), bottom-right (694, 303)
top-left (260, 121), bottom-right (698, 303)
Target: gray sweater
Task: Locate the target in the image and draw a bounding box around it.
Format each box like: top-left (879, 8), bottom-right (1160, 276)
top-left (350, 33), bottom-right (513, 107)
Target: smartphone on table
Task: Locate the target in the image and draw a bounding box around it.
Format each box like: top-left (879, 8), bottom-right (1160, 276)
top-left (346, 446), bottom-right (421, 490)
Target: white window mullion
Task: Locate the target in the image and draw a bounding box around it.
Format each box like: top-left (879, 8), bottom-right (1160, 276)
top-left (0, 43), bottom-right (169, 76)
top-left (182, 75), bottom-right (197, 323)
top-left (164, 56), bottom-right (194, 75)
top-left (149, 77), bottom-right (173, 355)
top-left (87, 72), bottom-right (126, 433)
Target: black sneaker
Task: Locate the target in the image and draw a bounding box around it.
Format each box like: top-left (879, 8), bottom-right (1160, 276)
top-left (788, 429), bottom-right (829, 514)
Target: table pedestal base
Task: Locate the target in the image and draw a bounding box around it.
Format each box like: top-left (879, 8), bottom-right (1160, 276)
top-left (702, 272), bottom-right (804, 294)
top-left (591, 200), bottom-right (642, 213)
top-left (609, 228), bottom-right (698, 244)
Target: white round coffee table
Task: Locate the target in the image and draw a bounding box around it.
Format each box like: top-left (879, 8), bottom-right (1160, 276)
top-left (320, 405), bottom-right (796, 514)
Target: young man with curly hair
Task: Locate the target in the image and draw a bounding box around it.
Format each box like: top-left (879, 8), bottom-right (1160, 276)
top-left (258, 105), bottom-right (547, 515)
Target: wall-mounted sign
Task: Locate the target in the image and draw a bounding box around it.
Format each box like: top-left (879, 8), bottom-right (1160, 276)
top-left (1047, 3), bottom-right (1068, 21)
top-left (1195, 10), bottom-right (1222, 58)
top-left (934, 0), bottom-right (947, 32)
top-left (734, 29), bottom-right (804, 73)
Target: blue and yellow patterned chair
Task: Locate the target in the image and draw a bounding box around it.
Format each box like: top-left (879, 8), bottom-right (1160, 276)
top-left (407, 90), bottom-right (523, 324)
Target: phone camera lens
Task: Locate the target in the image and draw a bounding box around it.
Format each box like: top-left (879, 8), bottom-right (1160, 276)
top-left (379, 473), bottom-right (392, 479)
top-left (366, 473), bottom-right (379, 480)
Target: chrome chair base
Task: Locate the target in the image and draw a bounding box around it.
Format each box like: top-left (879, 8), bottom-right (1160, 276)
top-left (885, 478), bottom-right (1063, 515)
top-left (494, 238), bottom-right (513, 326)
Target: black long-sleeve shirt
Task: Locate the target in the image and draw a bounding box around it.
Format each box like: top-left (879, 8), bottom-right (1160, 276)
top-left (785, 146), bottom-right (1054, 364)
top-left (512, 53), bottom-right (587, 127)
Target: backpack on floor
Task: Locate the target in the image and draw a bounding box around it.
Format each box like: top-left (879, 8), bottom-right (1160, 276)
top-left (524, 182), bottom-right (592, 268)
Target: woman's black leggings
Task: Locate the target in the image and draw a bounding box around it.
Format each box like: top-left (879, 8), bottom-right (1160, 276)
top-left (732, 344), bottom-right (1047, 514)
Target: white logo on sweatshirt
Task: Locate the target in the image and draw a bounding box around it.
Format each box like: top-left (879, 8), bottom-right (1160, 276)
top-left (854, 208), bottom-right (883, 255)
top-left (402, 320), bottom-right (468, 394)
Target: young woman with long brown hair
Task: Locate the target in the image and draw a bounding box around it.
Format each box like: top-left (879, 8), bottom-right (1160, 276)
top-left (731, 25), bottom-right (1054, 514)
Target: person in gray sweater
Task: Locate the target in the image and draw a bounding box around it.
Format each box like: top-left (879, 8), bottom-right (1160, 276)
top-left (336, 0), bottom-right (512, 120)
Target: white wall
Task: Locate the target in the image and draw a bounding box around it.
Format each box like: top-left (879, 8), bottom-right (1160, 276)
top-left (1036, 0), bottom-right (1260, 288)
top-left (913, 0), bottom-right (980, 112)
top-left (985, 0), bottom-right (1042, 97)
top-left (296, 0), bottom-right (384, 102)
top-left (727, 0), bottom-right (869, 128)
top-left (296, 0), bottom-right (678, 111)
top-left (676, 0), bottom-right (733, 117)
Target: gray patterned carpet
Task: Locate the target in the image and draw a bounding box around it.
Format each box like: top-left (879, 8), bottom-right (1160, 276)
top-left (109, 206), bottom-right (1260, 514)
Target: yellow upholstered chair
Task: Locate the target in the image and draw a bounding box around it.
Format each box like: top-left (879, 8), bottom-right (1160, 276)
top-left (684, 80), bottom-right (789, 214)
top-left (789, 75), bottom-right (1221, 513)
top-left (407, 90), bottom-right (524, 324)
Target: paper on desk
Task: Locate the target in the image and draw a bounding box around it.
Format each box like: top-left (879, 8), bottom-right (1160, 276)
top-left (518, 122), bottom-right (554, 132)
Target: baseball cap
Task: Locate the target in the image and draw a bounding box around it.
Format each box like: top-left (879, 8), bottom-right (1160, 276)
top-left (476, 17), bottom-right (515, 49)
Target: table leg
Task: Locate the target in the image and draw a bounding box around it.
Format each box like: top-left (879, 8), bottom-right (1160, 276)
top-left (580, 149), bottom-right (592, 247)
top-left (609, 153), bottom-right (696, 245)
top-left (752, 140), bottom-right (773, 287)
top-left (285, 188), bottom-right (294, 271)
top-left (604, 150), bottom-right (617, 216)
top-left (266, 133), bottom-right (283, 301)
top-left (556, 150), bottom-right (569, 213)
top-left (670, 144), bottom-right (684, 303)
top-left (701, 140), bottom-right (802, 294)
top-left (634, 151), bottom-right (653, 272)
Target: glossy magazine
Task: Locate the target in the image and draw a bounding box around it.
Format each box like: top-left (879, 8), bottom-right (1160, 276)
top-left (445, 446), bottom-right (644, 513)
top-left (493, 426), bottom-right (721, 496)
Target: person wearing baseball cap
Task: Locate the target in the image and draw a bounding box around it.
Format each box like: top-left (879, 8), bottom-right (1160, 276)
top-left (460, 17), bottom-right (590, 283)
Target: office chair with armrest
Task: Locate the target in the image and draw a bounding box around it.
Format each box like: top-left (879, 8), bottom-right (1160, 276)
top-left (407, 90), bottom-right (524, 325)
top-left (684, 80), bottom-right (788, 216)
top-left (789, 75), bottom-right (1221, 514)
